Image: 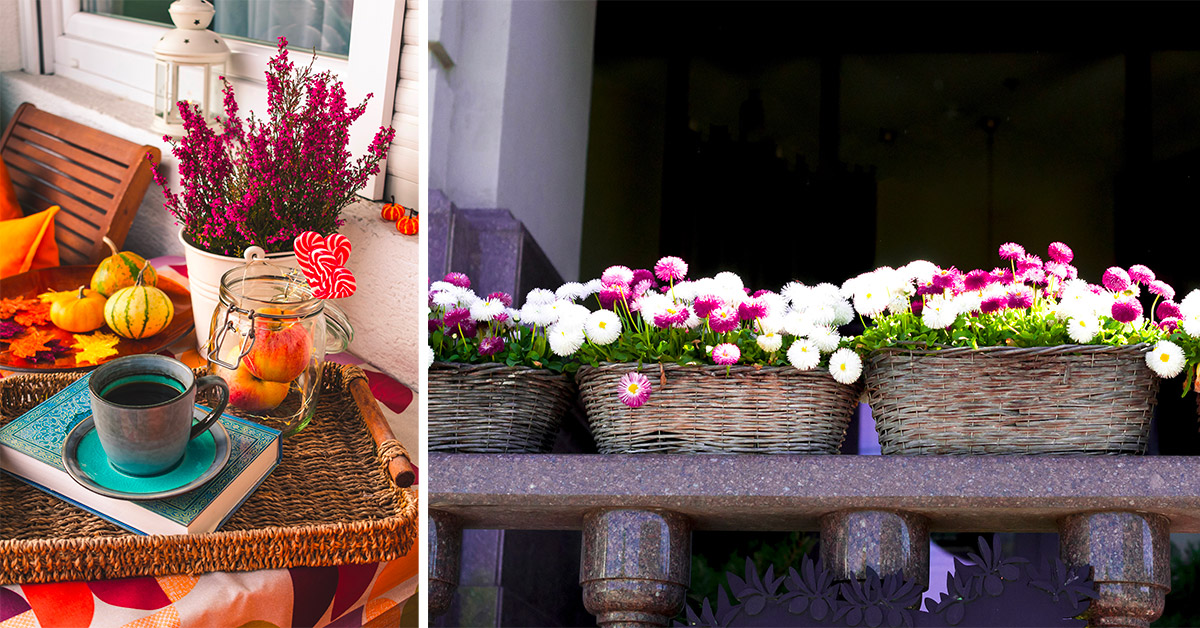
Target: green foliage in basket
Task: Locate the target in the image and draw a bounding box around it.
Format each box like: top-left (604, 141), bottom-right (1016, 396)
top-left (845, 241), bottom-right (1195, 385)
top-left (1164, 288), bottom-right (1200, 394)
top-left (427, 272), bottom-right (577, 373)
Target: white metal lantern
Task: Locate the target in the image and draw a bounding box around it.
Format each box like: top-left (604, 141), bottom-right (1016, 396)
top-left (153, 0), bottom-right (231, 135)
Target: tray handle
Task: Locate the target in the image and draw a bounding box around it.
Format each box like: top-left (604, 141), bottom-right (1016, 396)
top-left (345, 366), bottom-right (416, 488)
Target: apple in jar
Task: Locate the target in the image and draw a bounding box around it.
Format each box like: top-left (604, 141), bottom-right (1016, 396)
top-left (244, 306), bottom-right (312, 383)
top-left (215, 363), bottom-right (290, 412)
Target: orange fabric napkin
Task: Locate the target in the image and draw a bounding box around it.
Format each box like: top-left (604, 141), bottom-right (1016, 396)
top-left (0, 205), bottom-right (61, 277)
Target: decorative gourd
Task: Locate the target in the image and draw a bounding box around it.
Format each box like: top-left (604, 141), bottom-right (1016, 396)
top-left (104, 264), bottom-right (174, 339)
top-left (91, 237), bottom-right (158, 297)
top-left (396, 207), bottom-right (419, 236)
top-left (50, 286), bottom-right (108, 333)
top-left (381, 196), bottom-right (405, 221)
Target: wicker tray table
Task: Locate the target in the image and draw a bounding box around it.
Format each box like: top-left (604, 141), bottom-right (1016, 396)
top-left (0, 364), bottom-right (417, 585)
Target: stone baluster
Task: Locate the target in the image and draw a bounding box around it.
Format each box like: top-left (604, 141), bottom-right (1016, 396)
top-left (580, 509), bottom-right (692, 628)
top-left (820, 510), bottom-right (931, 591)
top-left (1059, 511), bottom-right (1170, 628)
top-left (429, 510), bottom-right (463, 618)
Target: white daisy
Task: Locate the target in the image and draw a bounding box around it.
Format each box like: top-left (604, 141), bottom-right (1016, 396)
top-left (431, 290), bottom-right (459, 308)
top-left (1180, 290), bottom-right (1200, 318)
top-left (519, 303), bottom-right (557, 327)
top-left (810, 326), bottom-right (842, 354)
top-left (757, 331), bottom-right (783, 353)
top-left (787, 339), bottom-right (820, 371)
top-left (902, 260), bottom-right (939, 285)
top-left (852, 281), bottom-right (892, 318)
top-left (1181, 314), bottom-right (1200, 338)
top-left (548, 323), bottom-right (586, 357)
top-left (556, 282), bottom-right (587, 302)
top-left (714, 271), bottom-right (744, 293)
top-left (1067, 316), bottom-right (1099, 343)
top-left (525, 288), bottom-right (556, 305)
top-left (828, 348), bottom-right (864, 385)
top-left (469, 298), bottom-right (505, 322)
top-left (922, 295), bottom-right (958, 330)
top-left (423, 345), bottom-right (435, 369)
top-left (783, 311), bottom-right (817, 338)
top-left (584, 310), bottom-right (622, 345)
top-left (782, 281), bottom-right (812, 308)
top-left (1146, 340), bottom-right (1186, 378)
top-left (428, 281), bottom-right (457, 294)
top-left (807, 303), bottom-right (838, 326)
top-left (831, 300), bottom-right (855, 326)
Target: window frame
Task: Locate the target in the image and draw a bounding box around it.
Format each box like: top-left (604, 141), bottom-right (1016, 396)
top-left (28, 0), bottom-right (404, 200)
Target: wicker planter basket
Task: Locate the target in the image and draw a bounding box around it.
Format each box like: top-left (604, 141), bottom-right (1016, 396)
top-left (428, 362), bottom-right (575, 453)
top-left (577, 362), bottom-right (862, 454)
top-left (864, 344), bottom-right (1160, 455)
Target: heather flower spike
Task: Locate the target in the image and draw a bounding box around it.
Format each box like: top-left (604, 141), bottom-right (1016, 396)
top-left (157, 36), bottom-right (395, 257)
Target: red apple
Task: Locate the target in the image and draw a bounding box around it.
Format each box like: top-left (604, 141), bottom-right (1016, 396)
top-left (216, 364), bottom-right (290, 412)
top-left (244, 307), bottom-right (312, 383)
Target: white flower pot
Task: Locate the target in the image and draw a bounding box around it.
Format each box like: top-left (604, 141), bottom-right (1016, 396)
top-left (179, 230), bottom-right (299, 356)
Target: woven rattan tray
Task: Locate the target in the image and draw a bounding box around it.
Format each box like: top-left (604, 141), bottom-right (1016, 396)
top-left (577, 362), bottom-right (862, 454)
top-left (0, 364), bottom-right (416, 585)
top-left (865, 344), bottom-right (1160, 455)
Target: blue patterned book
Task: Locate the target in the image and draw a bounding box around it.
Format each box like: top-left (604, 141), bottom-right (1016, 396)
top-left (0, 373), bottom-right (281, 536)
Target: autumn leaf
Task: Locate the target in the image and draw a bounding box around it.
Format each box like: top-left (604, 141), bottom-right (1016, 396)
top-left (72, 332), bottom-right (121, 365)
top-left (13, 302), bottom-right (52, 327)
top-left (8, 329), bottom-right (55, 358)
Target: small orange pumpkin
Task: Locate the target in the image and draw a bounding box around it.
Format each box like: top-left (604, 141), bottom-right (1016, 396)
top-left (396, 207), bottom-right (419, 236)
top-left (381, 197), bottom-right (405, 221)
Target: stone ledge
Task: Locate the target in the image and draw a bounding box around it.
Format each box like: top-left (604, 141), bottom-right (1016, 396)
top-left (428, 453), bottom-right (1200, 532)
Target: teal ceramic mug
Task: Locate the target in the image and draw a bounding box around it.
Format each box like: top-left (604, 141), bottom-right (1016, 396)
top-left (88, 354), bottom-right (229, 476)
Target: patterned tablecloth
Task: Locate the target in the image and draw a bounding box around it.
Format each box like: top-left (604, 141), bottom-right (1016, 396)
top-left (1, 257), bottom-right (420, 628)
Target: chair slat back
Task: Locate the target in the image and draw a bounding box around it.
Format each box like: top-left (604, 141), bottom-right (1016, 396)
top-left (0, 103), bottom-right (161, 264)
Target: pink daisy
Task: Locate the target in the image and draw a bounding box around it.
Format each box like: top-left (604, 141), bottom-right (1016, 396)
top-left (1158, 301), bottom-right (1183, 320)
top-left (693, 295), bottom-right (723, 318)
top-left (617, 372), bottom-right (652, 408)
top-left (998, 242), bottom-right (1025, 260)
top-left (1148, 280), bottom-right (1174, 300)
top-left (737, 298), bottom-right (769, 321)
top-left (1111, 298), bottom-right (1143, 324)
top-left (478, 336), bottom-right (506, 356)
top-left (602, 265), bottom-right (634, 286)
top-left (708, 307), bottom-right (740, 333)
top-left (444, 272), bottom-right (471, 289)
top-left (486, 291), bottom-right (513, 307)
top-left (1047, 242), bottom-right (1074, 263)
top-left (1102, 267), bottom-right (1131, 292)
top-left (654, 256), bottom-right (689, 283)
top-left (1128, 264), bottom-right (1156, 285)
top-left (963, 269), bottom-right (994, 292)
top-left (712, 343), bottom-right (741, 365)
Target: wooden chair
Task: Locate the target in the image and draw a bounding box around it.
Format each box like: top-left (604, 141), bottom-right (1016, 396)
top-left (0, 103), bottom-right (160, 264)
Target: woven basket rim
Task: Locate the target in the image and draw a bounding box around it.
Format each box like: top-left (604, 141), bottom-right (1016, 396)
top-left (430, 360), bottom-right (573, 379)
top-left (869, 342), bottom-right (1152, 358)
top-left (577, 361), bottom-right (840, 378)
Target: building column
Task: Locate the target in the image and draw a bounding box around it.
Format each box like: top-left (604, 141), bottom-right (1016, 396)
top-left (429, 510), bottom-right (462, 618)
top-left (820, 510), bottom-right (931, 590)
top-left (1059, 511), bottom-right (1170, 628)
top-left (580, 509), bottom-right (692, 628)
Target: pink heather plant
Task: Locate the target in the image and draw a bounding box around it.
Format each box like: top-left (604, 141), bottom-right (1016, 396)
top-left (154, 37), bottom-right (396, 257)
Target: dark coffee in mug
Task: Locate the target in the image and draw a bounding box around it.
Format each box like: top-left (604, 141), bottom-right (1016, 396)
top-left (99, 375), bottom-right (186, 407)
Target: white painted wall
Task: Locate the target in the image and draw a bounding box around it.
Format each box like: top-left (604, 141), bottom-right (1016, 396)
top-left (429, 0), bottom-right (596, 281)
top-left (0, 1), bottom-right (20, 73)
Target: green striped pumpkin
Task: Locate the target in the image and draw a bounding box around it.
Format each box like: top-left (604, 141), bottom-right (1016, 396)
top-left (104, 274), bottom-right (174, 339)
top-left (91, 249), bottom-right (158, 297)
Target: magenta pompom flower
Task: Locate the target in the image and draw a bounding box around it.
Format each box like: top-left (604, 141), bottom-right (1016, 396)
top-left (617, 372), bottom-right (652, 408)
top-left (737, 298), bottom-right (769, 321)
top-left (654, 256), bottom-right (688, 283)
top-left (1128, 264), bottom-right (1155, 285)
top-left (631, 268), bottom-right (656, 287)
top-left (1147, 280), bottom-right (1174, 300)
top-left (1047, 242), bottom-right (1074, 263)
top-left (708, 307), bottom-right (740, 333)
top-left (931, 267), bottom-right (963, 292)
top-left (1159, 318), bottom-right (1181, 333)
top-left (652, 305), bottom-right (689, 328)
top-left (598, 284), bottom-right (630, 309)
top-left (963, 269), bottom-right (994, 292)
top-left (910, 299), bottom-right (924, 316)
top-left (981, 296), bottom-right (1006, 314)
top-left (1157, 301), bottom-right (1183, 320)
top-left (443, 307), bottom-right (471, 328)
top-left (444, 272), bottom-right (471, 289)
top-left (478, 336), bottom-right (506, 356)
top-left (999, 242), bottom-right (1025, 260)
top-left (1111, 298), bottom-right (1143, 324)
top-left (712, 343), bottom-right (741, 365)
top-left (1007, 289), bottom-right (1034, 310)
top-left (693, 295), bottom-right (722, 318)
top-left (1102, 267), bottom-right (1131, 292)
top-left (486, 291), bottom-right (513, 307)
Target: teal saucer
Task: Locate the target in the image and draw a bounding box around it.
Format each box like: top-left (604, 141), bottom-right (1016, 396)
top-left (61, 411), bottom-right (230, 501)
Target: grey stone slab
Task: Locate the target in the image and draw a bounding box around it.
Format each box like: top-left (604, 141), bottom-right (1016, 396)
top-left (428, 454), bottom-right (1200, 533)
